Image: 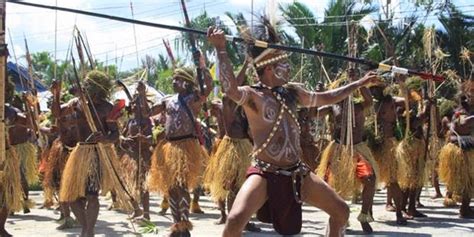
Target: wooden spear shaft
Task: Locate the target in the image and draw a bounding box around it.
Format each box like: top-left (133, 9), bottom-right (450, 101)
top-left (0, 0), bottom-right (6, 165)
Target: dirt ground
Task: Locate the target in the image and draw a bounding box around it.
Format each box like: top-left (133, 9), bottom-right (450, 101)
top-left (5, 186), bottom-right (474, 236)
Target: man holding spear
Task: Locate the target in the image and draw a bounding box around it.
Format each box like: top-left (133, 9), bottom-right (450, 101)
top-left (149, 59), bottom-right (213, 236)
top-left (207, 18), bottom-right (380, 236)
top-left (57, 69), bottom-right (132, 237)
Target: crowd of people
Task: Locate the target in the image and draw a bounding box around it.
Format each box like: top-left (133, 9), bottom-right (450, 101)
top-left (0, 18), bottom-right (473, 237)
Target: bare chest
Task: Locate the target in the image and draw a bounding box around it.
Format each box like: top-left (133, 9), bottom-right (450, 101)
top-left (246, 95), bottom-right (301, 164)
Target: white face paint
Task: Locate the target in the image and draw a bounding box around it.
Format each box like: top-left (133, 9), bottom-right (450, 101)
top-left (273, 60), bottom-right (290, 82)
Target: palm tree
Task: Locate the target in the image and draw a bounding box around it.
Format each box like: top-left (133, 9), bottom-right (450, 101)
top-left (437, 3), bottom-right (474, 79)
top-left (280, 0), bottom-right (377, 85)
top-left (175, 11), bottom-right (241, 66)
top-left (31, 51), bottom-right (55, 85)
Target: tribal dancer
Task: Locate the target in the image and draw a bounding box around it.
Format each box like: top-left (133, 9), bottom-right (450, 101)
top-left (44, 81), bottom-right (81, 229)
top-left (369, 83), bottom-right (407, 225)
top-left (9, 93), bottom-right (38, 214)
top-left (149, 62), bottom-right (212, 236)
top-left (298, 107), bottom-right (321, 171)
top-left (438, 79), bottom-right (474, 218)
top-left (317, 71), bottom-right (378, 233)
top-left (204, 61), bottom-right (260, 231)
top-left (1, 78), bottom-right (28, 237)
top-left (395, 78), bottom-right (428, 218)
top-left (58, 70), bottom-right (132, 236)
top-left (423, 95), bottom-right (450, 201)
top-left (118, 81), bottom-right (153, 220)
top-left (207, 18), bottom-right (380, 236)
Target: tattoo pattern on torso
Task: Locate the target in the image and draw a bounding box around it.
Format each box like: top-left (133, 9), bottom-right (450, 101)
top-left (248, 90), bottom-right (302, 164)
top-left (164, 94), bottom-right (195, 138)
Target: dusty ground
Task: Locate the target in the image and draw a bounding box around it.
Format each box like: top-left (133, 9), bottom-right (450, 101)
top-left (5, 186), bottom-right (474, 236)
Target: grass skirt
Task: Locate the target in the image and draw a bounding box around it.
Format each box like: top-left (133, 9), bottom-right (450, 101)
top-left (43, 139), bottom-right (70, 190)
top-left (438, 143), bottom-right (474, 196)
top-left (118, 151), bottom-right (150, 200)
top-left (210, 138), bottom-right (222, 157)
top-left (373, 138), bottom-right (398, 184)
top-left (148, 138), bottom-right (208, 195)
top-left (1, 148), bottom-right (24, 211)
top-left (203, 138), bottom-right (222, 190)
top-left (204, 136), bottom-right (252, 202)
top-left (424, 138), bottom-right (444, 185)
top-left (395, 138), bottom-right (425, 190)
top-left (14, 142), bottom-right (38, 185)
top-left (59, 143), bottom-right (132, 210)
top-left (317, 141), bottom-right (378, 199)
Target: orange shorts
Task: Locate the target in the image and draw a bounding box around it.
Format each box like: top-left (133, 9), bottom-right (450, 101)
top-left (355, 154), bottom-right (374, 180)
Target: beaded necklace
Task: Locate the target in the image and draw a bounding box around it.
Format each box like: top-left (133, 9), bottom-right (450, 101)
top-left (251, 82), bottom-right (301, 158)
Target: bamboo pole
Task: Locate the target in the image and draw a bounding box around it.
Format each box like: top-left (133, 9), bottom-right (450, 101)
top-left (0, 0), bottom-right (6, 165)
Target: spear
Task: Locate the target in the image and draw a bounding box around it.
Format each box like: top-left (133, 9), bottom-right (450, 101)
top-left (23, 37), bottom-right (43, 140)
top-left (180, 0), bottom-right (212, 149)
top-left (69, 50), bottom-right (136, 211)
top-left (8, 0), bottom-right (444, 82)
top-left (7, 30), bottom-right (39, 140)
top-left (0, 0), bottom-right (7, 166)
top-left (162, 39), bottom-right (176, 69)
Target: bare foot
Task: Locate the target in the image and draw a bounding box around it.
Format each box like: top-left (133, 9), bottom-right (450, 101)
top-left (431, 193), bottom-right (443, 199)
top-left (158, 208), bottom-right (167, 216)
top-left (39, 202), bottom-right (54, 209)
top-left (214, 216), bottom-right (226, 225)
top-left (245, 222), bottom-right (261, 232)
top-left (443, 197), bottom-right (457, 207)
top-left (190, 201), bottom-right (204, 214)
top-left (360, 222), bottom-right (373, 234)
top-left (385, 204), bottom-right (396, 212)
top-left (402, 211), bottom-right (414, 220)
top-left (130, 209), bottom-right (144, 219)
top-left (56, 216), bottom-right (77, 230)
top-left (408, 210), bottom-right (427, 218)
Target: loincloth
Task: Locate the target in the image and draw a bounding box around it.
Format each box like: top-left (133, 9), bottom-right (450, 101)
top-left (248, 159), bottom-right (310, 235)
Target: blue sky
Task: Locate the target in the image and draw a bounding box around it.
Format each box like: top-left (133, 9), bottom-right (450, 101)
top-left (6, 0), bottom-right (473, 73)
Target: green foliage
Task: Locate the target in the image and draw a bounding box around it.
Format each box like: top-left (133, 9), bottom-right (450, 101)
top-left (438, 3), bottom-right (474, 78)
top-left (280, 0), bottom-right (377, 87)
top-left (138, 218), bottom-right (159, 234)
top-left (155, 68), bottom-right (174, 94)
top-left (176, 11), bottom-right (241, 66)
top-left (28, 181), bottom-right (43, 191)
top-left (438, 99), bottom-right (457, 118)
top-left (361, 43), bottom-right (383, 62)
top-left (25, 1), bottom-right (472, 101)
